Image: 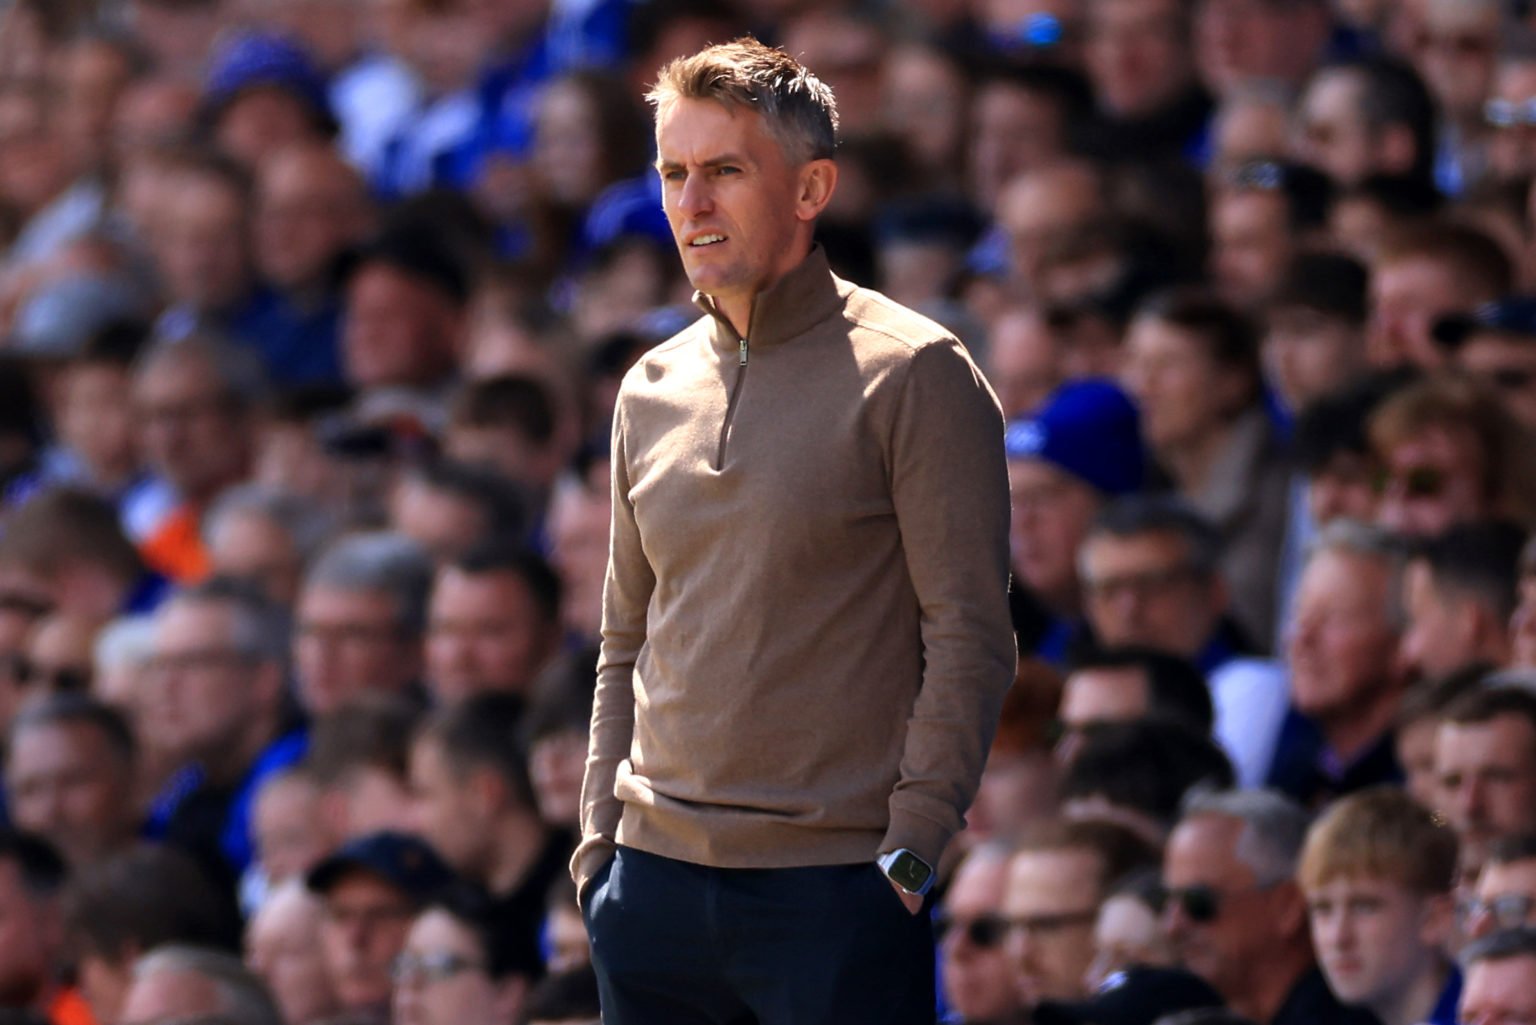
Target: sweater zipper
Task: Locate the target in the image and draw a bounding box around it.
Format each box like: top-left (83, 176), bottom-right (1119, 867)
top-left (715, 335), bottom-right (749, 469)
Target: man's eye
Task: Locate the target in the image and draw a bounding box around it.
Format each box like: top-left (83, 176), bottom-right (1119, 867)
top-left (717, 166), bottom-right (740, 175)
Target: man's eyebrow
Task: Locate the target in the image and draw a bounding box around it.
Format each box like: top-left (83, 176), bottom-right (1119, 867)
top-left (655, 154), bottom-right (752, 172)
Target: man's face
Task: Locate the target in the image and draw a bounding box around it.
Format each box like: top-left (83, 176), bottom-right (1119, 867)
top-left (1296, 70), bottom-right (1378, 187)
top-left (1162, 814), bottom-right (1297, 1002)
top-left (1057, 666), bottom-right (1149, 762)
top-left (319, 872), bottom-right (418, 1011)
top-left (207, 510), bottom-right (304, 608)
top-left (1288, 548), bottom-right (1400, 730)
top-left (143, 600), bottom-right (256, 764)
top-left (392, 909), bottom-right (505, 1025)
top-left (1400, 560), bottom-right (1482, 683)
top-left (5, 721), bottom-right (134, 867)
top-left (1308, 451), bottom-right (1380, 527)
top-left (254, 778), bottom-right (332, 884)
top-left (1085, 0), bottom-right (1192, 118)
top-left (1436, 716), bottom-right (1536, 864)
top-left (1456, 332), bottom-right (1536, 431)
top-left (1211, 190), bottom-right (1293, 309)
top-left (968, 83), bottom-right (1064, 210)
top-left (1375, 426), bottom-right (1489, 540)
top-left (999, 166), bottom-right (1104, 295)
top-left (255, 146), bottom-right (370, 292)
top-left (408, 739), bottom-right (486, 879)
top-left (1412, 3), bottom-right (1498, 122)
top-left (940, 853), bottom-right (1024, 1023)
top-left (1459, 954), bottom-right (1536, 1025)
top-left (1368, 257), bottom-right (1476, 370)
top-left (390, 481), bottom-right (489, 565)
top-left (247, 887), bottom-right (338, 1025)
top-left (133, 355), bottom-right (246, 502)
top-left (1195, 0), bottom-right (1317, 95)
top-left (1080, 531), bottom-right (1220, 658)
top-left (1121, 315), bottom-right (1243, 454)
top-left (655, 98), bottom-right (816, 328)
top-left (1008, 459), bottom-right (1100, 609)
top-left (0, 860), bottom-right (53, 1007)
top-left (1003, 847), bottom-right (1102, 1004)
top-left (1467, 858), bottom-right (1536, 939)
top-left (294, 585), bottom-right (419, 717)
top-left (343, 265), bottom-right (461, 390)
top-left (988, 310), bottom-right (1061, 420)
top-left (1263, 305), bottom-right (1363, 415)
top-left (1487, 60), bottom-right (1536, 183)
top-left (1305, 875), bottom-right (1445, 1008)
top-left (152, 172), bottom-right (251, 311)
top-left (426, 568), bottom-right (556, 706)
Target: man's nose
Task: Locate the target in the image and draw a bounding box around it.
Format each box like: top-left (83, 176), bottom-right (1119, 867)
top-left (678, 173), bottom-right (712, 216)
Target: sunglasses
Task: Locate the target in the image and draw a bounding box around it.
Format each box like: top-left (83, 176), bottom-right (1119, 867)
top-left (0, 654), bottom-right (90, 694)
top-left (1158, 882), bottom-right (1274, 924)
top-left (1458, 893), bottom-right (1536, 932)
top-left (1487, 98), bottom-right (1536, 129)
top-left (934, 912), bottom-right (1011, 948)
top-left (1373, 466), bottom-right (1447, 499)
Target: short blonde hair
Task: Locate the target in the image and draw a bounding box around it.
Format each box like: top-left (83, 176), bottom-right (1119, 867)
top-left (646, 36), bottom-right (839, 164)
top-left (1297, 787), bottom-right (1457, 894)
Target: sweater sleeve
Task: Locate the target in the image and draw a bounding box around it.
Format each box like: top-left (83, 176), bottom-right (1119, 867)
top-left (880, 339), bottom-right (1017, 866)
top-left (570, 397), bottom-right (652, 896)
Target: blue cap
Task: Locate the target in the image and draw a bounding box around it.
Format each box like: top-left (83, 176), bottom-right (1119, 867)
top-left (204, 32), bottom-right (333, 127)
top-left (1004, 379), bottom-right (1144, 497)
top-left (306, 831), bottom-right (457, 902)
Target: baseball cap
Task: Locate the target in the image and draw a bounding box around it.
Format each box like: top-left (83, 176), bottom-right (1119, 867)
top-left (1004, 379), bottom-right (1145, 497)
top-left (307, 831), bottom-right (457, 902)
top-left (203, 31), bottom-right (335, 131)
top-left (1432, 296), bottom-right (1536, 349)
top-left (1034, 966), bottom-right (1226, 1025)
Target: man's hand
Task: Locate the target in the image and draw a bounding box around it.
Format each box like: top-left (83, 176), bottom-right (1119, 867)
top-left (887, 876), bottom-right (924, 915)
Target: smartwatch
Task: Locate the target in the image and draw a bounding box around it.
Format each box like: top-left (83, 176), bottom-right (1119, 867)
top-left (877, 848), bottom-right (936, 897)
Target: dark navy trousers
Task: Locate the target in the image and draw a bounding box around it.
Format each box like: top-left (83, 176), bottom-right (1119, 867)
top-left (582, 845), bottom-right (937, 1025)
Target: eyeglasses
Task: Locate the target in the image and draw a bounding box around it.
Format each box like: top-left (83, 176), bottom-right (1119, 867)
top-left (391, 951), bottom-right (487, 986)
top-left (1486, 98), bottom-right (1536, 129)
top-left (1458, 893), bottom-right (1536, 932)
top-left (1373, 465), bottom-right (1447, 500)
top-left (933, 912), bottom-right (1011, 948)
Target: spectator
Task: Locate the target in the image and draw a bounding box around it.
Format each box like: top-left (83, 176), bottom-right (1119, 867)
top-left (1002, 818), bottom-right (1159, 1007)
top-left (409, 695), bottom-right (568, 974)
top-left (1276, 520), bottom-right (1407, 806)
top-left (5, 694), bottom-right (139, 869)
top-left (1457, 927), bottom-right (1536, 1025)
top-left (442, 375), bottom-right (565, 504)
top-left (544, 468), bottom-right (609, 649)
top-left (996, 160), bottom-right (1110, 302)
top-left (936, 843), bottom-right (1025, 1025)
top-left (1394, 666), bottom-right (1487, 810)
top-left (1261, 253), bottom-right (1370, 418)
top-left (1484, 46), bottom-right (1536, 186)
top-left (1408, 0), bottom-right (1500, 194)
top-left (1086, 868), bottom-right (1177, 990)
top-left (0, 830), bottom-right (83, 1025)
top-left (1367, 223), bottom-right (1511, 371)
top-left (966, 659), bottom-right (1064, 844)
top-left (1400, 523), bottom-right (1525, 683)
top-left (118, 945), bottom-right (282, 1025)
top-left (389, 458), bottom-right (531, 564)
top-left (62, 845), bottom-right (239, 1025)
top-left (1055, 647), bottom-right (1214, 763)
top-left (245, 880), bottom-right (339, 1025)
top-left (1295, 57), bottom-right (1438, 190)
top-left (306, 831), bottom-right (456, 1022)
top-left (391, 885), bottom-right (540, 1025)
top-left (202, 484), bottom-right (333, 609)
top-left (200, 32), bottom-right (338, 172)
top-left (1209, 161), bottom-right (1332, 310)
top-left (303, 696), bottom-right (419, 843)
top-left (1004, 379), bottom-right (1145, 665)
top-left (250, 769), bottom-right (333, 890)
top-left (967, 65), bottom-right (1095, 213)
top-left (1193, 0), bottom-right (1332, 98)
top-left (1083, 0), bottom-right (1210, 164)
top-left (1434, 687), bottom-right (1536, 876)
top-left (1160, 789), bottom-right (1374, 1025)
top-left (1298, 787), bottom-right (1461, 1025)
top-left (1464, 835), bottom-right (1536, 940)
top-left (1431, 297), bottom-right (1536, 430)
top-left (293, 532), bottom-right (432, 717)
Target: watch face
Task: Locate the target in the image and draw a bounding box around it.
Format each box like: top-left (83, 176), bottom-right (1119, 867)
top-left (890, 852), bottom-right (933, 893)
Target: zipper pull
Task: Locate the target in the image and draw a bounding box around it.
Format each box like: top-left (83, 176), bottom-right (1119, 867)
top-left (739, 336), bottom-right (749, 367)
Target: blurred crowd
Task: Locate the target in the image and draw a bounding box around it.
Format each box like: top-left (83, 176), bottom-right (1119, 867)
top-left (2, 0), bottom-right (1536, 1024)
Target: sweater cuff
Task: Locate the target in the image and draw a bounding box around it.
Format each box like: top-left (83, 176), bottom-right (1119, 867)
top-left (879, 809), bottom-right (954, 869)
top-left (569, 834), bottom-right (617, 903)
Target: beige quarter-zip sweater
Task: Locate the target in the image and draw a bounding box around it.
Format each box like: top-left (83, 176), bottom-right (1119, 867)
top-left (573, 247), bottom-right (1016, 894)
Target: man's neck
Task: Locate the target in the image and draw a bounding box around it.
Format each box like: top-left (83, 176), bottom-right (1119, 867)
top-left (1231, 944), bottom-right (1313, 1024)
top-left (486, 810), bottom-right (550, 896)
top-left (1370, 957), bottom-right (1450, 1025)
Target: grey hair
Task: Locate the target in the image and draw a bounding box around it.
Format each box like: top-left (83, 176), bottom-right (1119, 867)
top-left (202, 484), bottom-right (334, 566)
top-left (94, 614), bottom-right (156, 675)
top-left (302, 531), bottom-right (433, 636)
top-left (157, 578), bottom-right (289, 664)
top-left (1305, 519), bottom-right (1408, 631)
top-left (1461, 925), bottom-right (1536, 968)
top-left (132, 945), bottom-right (284, 1025)
top-left (135, 334), bottom-right (269, 411)
top-left (1081, 495), bottom-right (1224, 580)
top-left (1181, 788), bottom-right (1312, 887)
top-left (647, 36), bottom-right (840, 164)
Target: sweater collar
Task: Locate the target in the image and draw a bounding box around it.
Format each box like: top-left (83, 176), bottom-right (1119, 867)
top-left (692, 244), bottom-right (844, 350)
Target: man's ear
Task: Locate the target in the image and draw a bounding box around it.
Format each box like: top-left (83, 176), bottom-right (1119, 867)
top-left (794, 159), bottom-right (838, 223)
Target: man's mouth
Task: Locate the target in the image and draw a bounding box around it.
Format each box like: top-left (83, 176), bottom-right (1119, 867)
top-left (689, 234), bottom-right (726, 247)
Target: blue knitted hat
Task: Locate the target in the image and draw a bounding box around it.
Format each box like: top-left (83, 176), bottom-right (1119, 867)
top-left (1004, 378), bottom-right (1145, 496)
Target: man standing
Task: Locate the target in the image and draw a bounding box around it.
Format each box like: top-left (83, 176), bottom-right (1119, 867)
top-left (576, 37), bottom-right (1014, 1024)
